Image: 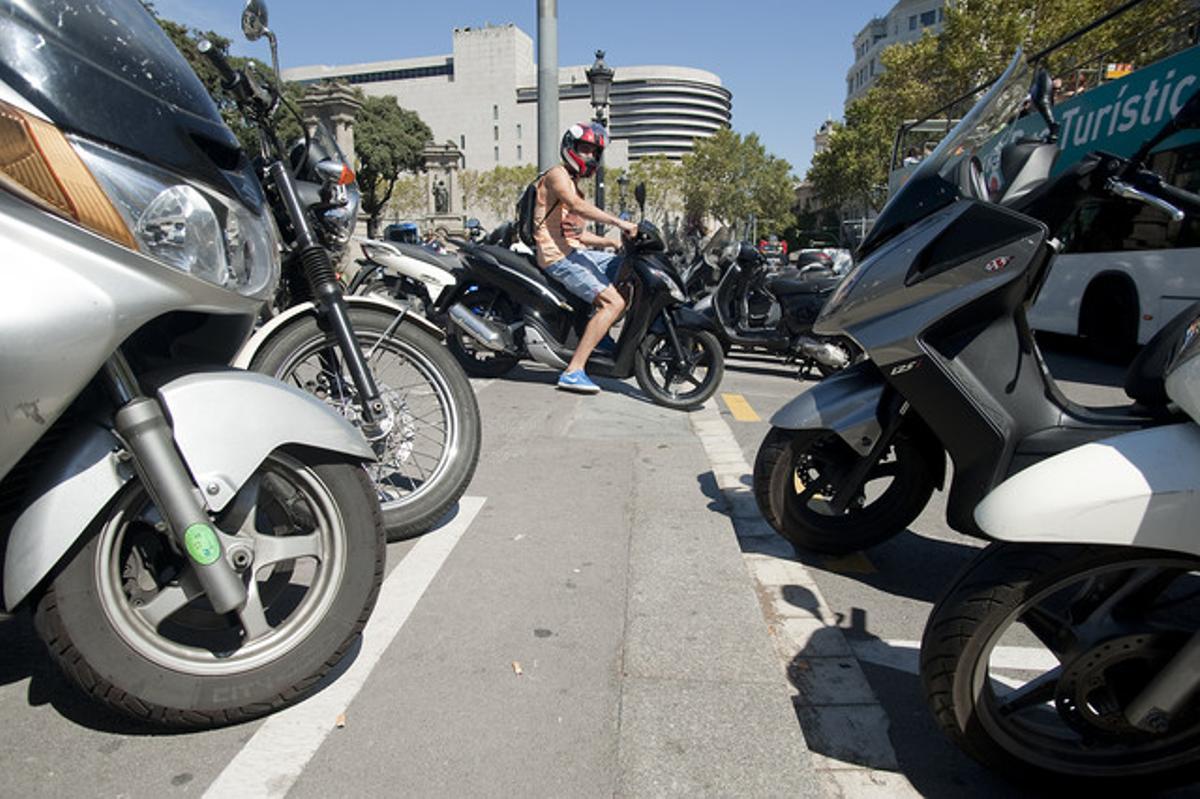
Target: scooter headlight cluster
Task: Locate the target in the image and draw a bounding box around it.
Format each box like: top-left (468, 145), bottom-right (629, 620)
top-left (74, 138), bottom-right (279, 300)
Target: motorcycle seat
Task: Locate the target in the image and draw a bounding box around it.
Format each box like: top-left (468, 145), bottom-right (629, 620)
top-left (390, 242), bottom-right (462, 272)
top-left (764, 272), bottom-right (838, 296)
top-left (475, 244), bottom-right (591, 313)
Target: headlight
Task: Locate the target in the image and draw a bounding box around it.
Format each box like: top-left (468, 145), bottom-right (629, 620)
top-left (647, 266), bottom-right (686, 303)
top-left (74, 138), bottom-right (279, 300)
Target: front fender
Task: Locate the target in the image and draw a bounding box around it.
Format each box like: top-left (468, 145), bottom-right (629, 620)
top-left (232, 296), bottom-right (444, 369)
top-left (4, 369), bottom-right (373, 611)
top-left (976, 423), bottom-right (1200, 556)
top-left (769, 361), bottom-right (884, 456)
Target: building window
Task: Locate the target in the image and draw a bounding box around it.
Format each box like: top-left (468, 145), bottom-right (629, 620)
top-left (517, 145), bottom-right (523, 160)
top-left (493, 125), bottom-right (499, 141)
top-left (494, 146), bottom-right (499, 162)
top-left (909, 14), bottom-right (917, 30)
top-left (921, 10), bottom-right (936, 26)
top-left (492, 105), bottom-right (498, 120)
top-left (517, 123), bottom-right (522, 139)
top-left (460, 134), bottom-right (465, 149)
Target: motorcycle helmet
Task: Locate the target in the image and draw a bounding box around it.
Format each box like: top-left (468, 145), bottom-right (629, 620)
top-left (561, 122), bottom-right (608, 178)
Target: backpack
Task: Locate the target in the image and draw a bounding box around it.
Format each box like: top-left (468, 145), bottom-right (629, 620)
top-left (515, 169), bottom-right (559, 249)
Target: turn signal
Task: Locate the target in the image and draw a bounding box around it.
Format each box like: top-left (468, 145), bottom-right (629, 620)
top-left (0, 99), bottom-right (135, 248)
top-left (337, 163), bottom-right (356, 186)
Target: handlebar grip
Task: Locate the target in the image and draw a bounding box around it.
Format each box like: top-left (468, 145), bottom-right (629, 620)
top-left (197, 40), bottom-right (238, 87)
top-left (1153, 180), bottom-right (1200, 217)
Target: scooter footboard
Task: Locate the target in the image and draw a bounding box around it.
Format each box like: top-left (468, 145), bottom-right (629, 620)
top-left (976, 423), bottom-right (1200, 556)
top-left (768, 361), bottom-right (884, 456)
top-left (4, 369), bottom-right (373, 611)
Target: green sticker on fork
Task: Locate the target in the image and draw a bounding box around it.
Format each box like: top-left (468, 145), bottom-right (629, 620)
top-left (184, 523), bottom-right (221, 566)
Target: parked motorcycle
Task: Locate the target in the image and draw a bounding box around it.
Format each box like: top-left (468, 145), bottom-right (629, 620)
top-left (919, 310), bottom-right (1200, 783)
top-left (0, 0), bottom-right (385, 725)
top-left (437, 189), bottom-right (724, 409)
top-left (346, 227), bottom-right (465, 316)
top-left (692, 226), bottom-right (857, 378)
top-left (753, 51), bottom-right (1200, 555)
top-left (210, 1), bottom-right (481, 541)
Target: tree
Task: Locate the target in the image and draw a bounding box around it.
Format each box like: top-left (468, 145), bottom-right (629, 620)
top-left (463, 165), bottom-right (538, 221)
top-left (355, 96), bottom-right (432, 238)
top-left (682, 129), bottom-right (795, 233)
top-left (385, 175), bottom-right (427, 222)
top-left (810, 0), bottom-right (1190, 215)
top-left (624, 155), bottom-right (686, 225)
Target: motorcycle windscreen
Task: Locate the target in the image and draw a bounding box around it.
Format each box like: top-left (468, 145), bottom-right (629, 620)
top-left (0, 0), bottom-right (260, 209)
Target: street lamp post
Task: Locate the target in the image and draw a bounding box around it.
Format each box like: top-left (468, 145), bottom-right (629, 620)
top-left (585, 49), bottom-right (613, 234)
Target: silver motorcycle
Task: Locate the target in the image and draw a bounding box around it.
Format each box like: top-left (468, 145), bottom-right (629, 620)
top-left (0, 0), bottom-right (384, 726)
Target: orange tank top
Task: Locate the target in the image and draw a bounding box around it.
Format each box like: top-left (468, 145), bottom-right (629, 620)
top-left (533, 167), bottom-right (584, 268)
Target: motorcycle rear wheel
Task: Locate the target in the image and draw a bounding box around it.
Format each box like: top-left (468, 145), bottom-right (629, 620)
top-left (633, 328), bottom-right (725, 410)
top-left (753, 427), bottom-right (935, 554)
top-left (921, 543), bottom-right (1200, 785)
top-left (34, 450), bottom-right (384, 727)
top-left (250, 307), bottom-right (481, 541)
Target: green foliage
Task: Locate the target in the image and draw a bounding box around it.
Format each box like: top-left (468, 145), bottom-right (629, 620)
top-left (355, 96), bottom-right (433, 237)
top-left (460, 165), bottom-right (538, 221)
top-left (384, 174), bottom-right (427, 222)
top-left (623, 155), bottom-right (686, 225)
top-left (682, 129), bottom-right (795, 232)
top-left (810, 0), bottom-right (1191, 213)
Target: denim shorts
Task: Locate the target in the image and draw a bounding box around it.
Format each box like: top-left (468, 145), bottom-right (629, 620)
top-left (544, 249), bottom-right (622, 303)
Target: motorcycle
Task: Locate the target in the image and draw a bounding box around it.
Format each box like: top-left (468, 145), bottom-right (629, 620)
top-left (436, 187), bottom-right (725, 409)
top-left (0, 0), bottom-right (384, 725)
top-left (753, 51), bottom-right (1200, 555)
top-left (346, 223), bottom-right (470, 316)
top-left (693, 226), bottom-right (857, 378)
top-left (919, 309), bottom-right (1200, 783)
top-left (212, 1), bottom-right (481, 541)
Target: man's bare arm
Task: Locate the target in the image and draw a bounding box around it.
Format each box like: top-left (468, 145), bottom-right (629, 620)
top-left (546, 167), bottom-right (637, 237)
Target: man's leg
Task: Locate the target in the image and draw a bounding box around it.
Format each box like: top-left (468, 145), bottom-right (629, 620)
top-left (566, 284), bottom-right (626, 373)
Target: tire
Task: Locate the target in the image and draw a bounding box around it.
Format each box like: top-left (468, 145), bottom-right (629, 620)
top-left (446, 287), bottom-right (521, 378)
top-left (34, 450), bottom-right (385, 728)
top-left (921, 543), bottom-right (1200, 785)
top-left (633, 328), bottom-right (725, 410)
top-left (753, 426), bottom-right (936, 554)
top-left (249, 307), bottom-right (481, 541)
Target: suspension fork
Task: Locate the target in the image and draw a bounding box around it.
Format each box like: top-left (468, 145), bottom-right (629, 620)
top-left (102, 352), bottom-right (247, 614)
top-left (660, 310), bottom-right (689, 371)
top-left (828, 390), bottom-right (909, 516)
top-left (267, 162), bottom-right (386, 430)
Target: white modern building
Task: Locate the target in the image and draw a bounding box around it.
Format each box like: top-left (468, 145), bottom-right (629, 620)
top-left (846, 0), bottom-right (947, 105)
top-left (284, 23), bottom-right (732, 173)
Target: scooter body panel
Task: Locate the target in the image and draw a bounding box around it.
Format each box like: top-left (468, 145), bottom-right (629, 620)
top-left (975, 423), bottom-right (1200, 556)
top-left (358, 240), bottom-right (457, 302)
top-left (768, 361), bottom-right (885, 456)
top-left (4, 369), bottom-right (373, 611)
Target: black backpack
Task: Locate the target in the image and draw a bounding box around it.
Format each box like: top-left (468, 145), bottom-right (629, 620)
top-left (516, 169), bottom-right (559, 249)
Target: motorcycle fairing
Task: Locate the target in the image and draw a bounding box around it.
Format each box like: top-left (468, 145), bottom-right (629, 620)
top-left (231, 294), bottom-right (444, 369)
top-left (4, 369), bottom-right (373, 611)
top-left (975, 423), bottom-right (1200, 556)
top-left (768, 361), bottom-right (885, 456)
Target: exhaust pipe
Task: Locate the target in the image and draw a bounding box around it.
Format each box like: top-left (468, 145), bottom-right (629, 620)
top-left (797, 336), bottom-right (850, 369)
top-left (449, 303), bottom-right (510, 352)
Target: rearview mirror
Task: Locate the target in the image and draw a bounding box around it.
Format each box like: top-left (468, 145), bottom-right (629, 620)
top-left (634, 182), bottom-right (646, 217)
top-left (1029, 67), bottom-right (1058, 139)
top-left (241, 0), bottom-right (269, 41)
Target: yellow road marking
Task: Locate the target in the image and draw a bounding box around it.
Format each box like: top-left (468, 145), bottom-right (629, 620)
top-left (721, 392), bottom-right (760, 422)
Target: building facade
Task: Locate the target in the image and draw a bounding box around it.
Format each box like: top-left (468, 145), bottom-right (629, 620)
top-left (846, 0), bottom-right (947, 105)
top-left (284, 24), bottom-right (732, 173)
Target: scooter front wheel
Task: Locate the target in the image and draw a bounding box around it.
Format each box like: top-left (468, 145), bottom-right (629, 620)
top-left (753, 426), bottom-right (935, 554)
top-left (34, 450), bottom-right (385, 727)
top-left (921, 543), bottom-right (1200, 784)
top-left (634, 328), bottom-right (725, 410)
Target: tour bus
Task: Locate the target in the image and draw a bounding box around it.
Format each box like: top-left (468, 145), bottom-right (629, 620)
top-left (890, 40), bottom-right (1200, 357)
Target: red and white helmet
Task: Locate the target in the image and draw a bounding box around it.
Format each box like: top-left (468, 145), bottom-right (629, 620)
top-left (561, 122), bottom-right (608, 177)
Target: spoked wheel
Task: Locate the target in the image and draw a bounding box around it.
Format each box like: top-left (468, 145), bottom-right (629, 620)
top-left (250, 307), bottom-right (481, 541)
top-left (34, 450), bottom-right (384, 727)
top-left (633, 328), bottom-right (725, 410)
top-left (753, 427), bottom-right (936, 554)
top-left (921, 544), bottom-right (1200, 784)
top-left (446, 286), bottom-right (521, 378)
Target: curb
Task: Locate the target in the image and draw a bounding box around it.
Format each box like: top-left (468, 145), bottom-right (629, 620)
top-left (690, 403), bottom-right (921, 798)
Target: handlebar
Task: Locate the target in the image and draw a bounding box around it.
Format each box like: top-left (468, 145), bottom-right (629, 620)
top-left (198, 39), bottom-right (275, 119)
top-left (197, 39), bottom-right (238, 87)
top-left (1107, 179), bottom-right (1186, 222)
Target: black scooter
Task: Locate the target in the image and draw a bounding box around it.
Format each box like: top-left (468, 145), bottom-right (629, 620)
top-left (753, 56), bottom-right (1200, 555)
top-left (435, 188), bottom-right (725, 409)
top-left (693, 229), bottom-right (857, 377)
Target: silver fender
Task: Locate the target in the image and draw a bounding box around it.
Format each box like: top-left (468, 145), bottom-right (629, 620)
top-left (975, 423), bottom-right (1200, 556)
top-left (232, 295), bottom-right (444, 369)
top-left (4, 369), bottom-right (373, 611)
top-left (767, 362), bottom-right (884, 456)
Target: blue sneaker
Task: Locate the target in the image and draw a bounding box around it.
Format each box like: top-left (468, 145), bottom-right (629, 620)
top-left (557, 369), bottom-right (600, 394)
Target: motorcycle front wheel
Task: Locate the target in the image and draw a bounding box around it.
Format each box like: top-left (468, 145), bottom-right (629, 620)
top-left (250, 307), bottom-right (481, 541)
top-left (633, 328), bottom-right (724, 410)
top-left (921, 543), bottom-right (1200, 784)
top-left (753, 427), bottom-right (936, 554)
top-left (34, 450), bottom-right (384, 727)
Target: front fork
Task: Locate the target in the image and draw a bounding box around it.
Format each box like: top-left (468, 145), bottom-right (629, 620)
top-left (661, 310), bottom-right (690, 373)
top-left (102, 352), bottom-right (247, 614)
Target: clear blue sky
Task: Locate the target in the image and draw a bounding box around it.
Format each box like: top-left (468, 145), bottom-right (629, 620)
top-left (153, 0), bottom-right (897, 176)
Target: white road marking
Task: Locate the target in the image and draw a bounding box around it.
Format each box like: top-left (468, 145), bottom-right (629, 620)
top-left (851, 638), bottom-right (1060, 676)
top-left (203, 496), bottom-right (486, 799)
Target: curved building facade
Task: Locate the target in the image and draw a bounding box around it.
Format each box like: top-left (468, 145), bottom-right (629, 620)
top-left (285, 24), bottom-right (731, 170)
